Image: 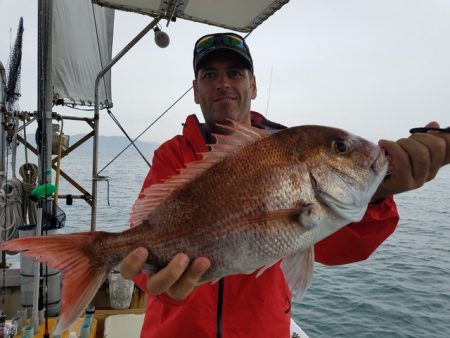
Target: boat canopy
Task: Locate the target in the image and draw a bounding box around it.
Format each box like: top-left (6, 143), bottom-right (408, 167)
top-left (52, 0), bottom-right (114, 107)
top-left (92, 0), bottom-right (289, 32)
top-left (52, 0), bottom-right (289, 107)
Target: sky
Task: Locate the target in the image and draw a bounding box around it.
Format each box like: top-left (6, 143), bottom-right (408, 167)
top-left (1, 0), bottom-right (450, 144)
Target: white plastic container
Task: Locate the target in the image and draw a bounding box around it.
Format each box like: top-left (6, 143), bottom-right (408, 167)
top-left (108, 271), bottom-right (134, 310)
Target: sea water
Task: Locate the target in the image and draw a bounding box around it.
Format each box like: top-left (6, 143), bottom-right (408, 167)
top-left (294, 166), bottom-right (450, 337)
top-left (6, 148), bottom-right (450, 337)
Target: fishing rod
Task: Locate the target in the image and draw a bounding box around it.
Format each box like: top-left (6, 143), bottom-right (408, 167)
top-left (410, 127), bottom-right (450, 134)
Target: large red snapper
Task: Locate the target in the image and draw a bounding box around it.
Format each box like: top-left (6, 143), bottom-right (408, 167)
top-left (0, 121), bottom-right (387, 334)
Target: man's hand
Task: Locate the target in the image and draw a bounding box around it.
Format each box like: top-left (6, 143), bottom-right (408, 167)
top-left (372, 121), bottom-right (449, 202)
top-left (120, 247), bottom-right (211, 301)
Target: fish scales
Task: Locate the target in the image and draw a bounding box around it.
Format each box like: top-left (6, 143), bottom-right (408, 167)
top-left (134, 130), bottom-right (313, 277)
top-left (0, 122), bottom-right (388, 334)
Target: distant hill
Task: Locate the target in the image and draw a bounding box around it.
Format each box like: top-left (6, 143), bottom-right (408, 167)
top-left (27, 134), bottom-right (159, 158)
top-left (71, 134), bottom-right (159, 152)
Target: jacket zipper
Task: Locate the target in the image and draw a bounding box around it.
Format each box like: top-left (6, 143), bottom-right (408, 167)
top-left (217, 278), bottom-right (224, 338)
top-left (200, 123), bottom-right (225, 338)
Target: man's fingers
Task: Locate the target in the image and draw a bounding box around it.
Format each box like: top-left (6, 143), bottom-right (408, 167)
top-left (375, 138), bottom-right (423, 200)
top-left (379, 139), bottom-right (412, 182)
top-left (397, 137), bottom-right (430, 185)
top-left (120, 247), bottom-right (149, 279)
top-left (425, 122), bottom-right (450, 166)
top-left (167, 257), bottom-right (211, 300)
top-left (425, 121), bottom-right (439, 129)
top-left (410, 133), bottom-right (446, 181)
top-left (146, 253), bottom-right (190, 296)
top-left (374, 121), bottom-right (449, 201)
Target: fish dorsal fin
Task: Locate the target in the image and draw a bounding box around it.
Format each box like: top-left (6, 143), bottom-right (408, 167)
top-left (203, 120), bottom-right (270, 159)
top-left (130, 120), bottom-right (270, 226)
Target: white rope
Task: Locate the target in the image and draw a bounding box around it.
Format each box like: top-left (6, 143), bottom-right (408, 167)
top-left (20, 115), bottom-right (39, 225)
top-left (0, 174), bottom-right (24, 241)
top-left (0, 117), bottom-right (27, 242)
top-left (11, 115), bottom-right (19, 179)
top-left (19, 163), bottom-right (38, 225)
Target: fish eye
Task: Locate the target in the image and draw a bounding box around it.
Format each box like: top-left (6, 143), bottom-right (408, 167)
top-left (332, 139), bottom-right (350, 155)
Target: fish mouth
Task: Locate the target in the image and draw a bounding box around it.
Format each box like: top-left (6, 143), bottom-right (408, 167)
top-left (370, 148), bottom-right (389, 176)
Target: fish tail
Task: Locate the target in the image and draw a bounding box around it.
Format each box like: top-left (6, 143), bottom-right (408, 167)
top-left (0, 232), bottom-right (110, 335)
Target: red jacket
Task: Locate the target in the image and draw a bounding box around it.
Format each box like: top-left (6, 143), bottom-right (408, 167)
top-left (133, 113), bottom-right (399, 338)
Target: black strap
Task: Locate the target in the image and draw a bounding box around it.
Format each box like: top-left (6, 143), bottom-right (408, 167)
top-left (217, 278), bottom-right (224, 338)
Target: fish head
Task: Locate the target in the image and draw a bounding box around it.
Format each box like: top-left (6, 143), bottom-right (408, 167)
top-left (302, 126), bottom-right (388, 223)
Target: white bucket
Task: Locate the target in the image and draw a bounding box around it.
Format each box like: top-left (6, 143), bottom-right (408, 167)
top-left (108, 271), bottom-right (134, 310)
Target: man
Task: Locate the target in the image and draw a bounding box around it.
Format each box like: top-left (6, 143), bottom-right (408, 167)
top-left (121, 33), bottom-right (450, 337)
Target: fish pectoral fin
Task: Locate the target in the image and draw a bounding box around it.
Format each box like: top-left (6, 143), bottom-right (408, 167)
top-left (295, 203), bottom-right (321, 229)
top-left (249, 206), bottom-right (317, 228)
top-left (263, 204), bottom-right (319, 229)
top-left (280, 247), bottom-right (314, 302)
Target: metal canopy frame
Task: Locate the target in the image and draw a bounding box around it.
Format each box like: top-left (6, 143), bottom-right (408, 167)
top-left (0, 0), bottom-right (291, 236)
top-left (93, 0), bottom-right (290, 32)
top-left (88, 1), bottom-right (290, 229)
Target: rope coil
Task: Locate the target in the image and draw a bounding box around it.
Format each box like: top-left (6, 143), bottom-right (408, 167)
top-left (1, 116), bottom-right (38, 242)
top-left (0, 174), bottom-right (24, 241)
top-left (19, 163), bottom-right (38, 225)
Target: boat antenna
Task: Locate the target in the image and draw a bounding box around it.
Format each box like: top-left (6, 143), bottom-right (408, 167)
top-left (265, 66), bottom-right (273, 117)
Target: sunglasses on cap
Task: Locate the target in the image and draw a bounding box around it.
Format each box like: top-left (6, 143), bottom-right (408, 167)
top-left (194, 33), bottom-right (248, 54)
top-left (193, 33), bottom-right (253, 73)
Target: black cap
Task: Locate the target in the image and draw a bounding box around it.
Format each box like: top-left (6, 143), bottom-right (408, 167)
top-left (193, 33), bottom-right (253, 75)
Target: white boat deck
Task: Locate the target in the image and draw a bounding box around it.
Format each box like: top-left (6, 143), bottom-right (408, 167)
top-left (103, 314), bottom-right (309, 338)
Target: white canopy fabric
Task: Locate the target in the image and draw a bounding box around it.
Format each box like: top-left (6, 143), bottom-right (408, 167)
top-left (93, 0), bottom-right (289, 32)
top-left (52, 0), bottom-right (114, 107)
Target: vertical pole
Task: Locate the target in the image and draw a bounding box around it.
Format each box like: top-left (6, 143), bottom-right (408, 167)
top-left (91, 16), bottom-right (162, 231)
top-left (0, 63), bottom-right (6, 269)
top-left (34, 0), bottom-right (53, 331)
top-left (0, 62), bottom-right (6, 174)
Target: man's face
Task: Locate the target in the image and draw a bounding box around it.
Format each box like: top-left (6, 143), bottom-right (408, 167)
top-left (193, 53), bottom-right (257, 134)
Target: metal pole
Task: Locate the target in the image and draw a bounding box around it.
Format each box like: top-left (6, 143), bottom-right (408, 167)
top-left (91, 15), bottom-right (162, 231)
top-left (34, 0), bottom-right (53, 331)
top-left (0, 62), bottom-right (6, 174)
top-left (0, 62), bottom-right (6, 270)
